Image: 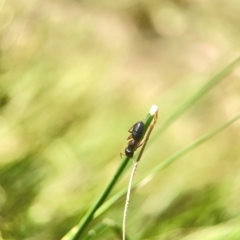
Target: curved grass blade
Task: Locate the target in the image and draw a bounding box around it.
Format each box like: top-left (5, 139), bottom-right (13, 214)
top-left (94, 113), bottom-right (240, 220)
top-left (152, 56), bottom-right (240, 139)
top-left (62, 106), bottom-right (157, 240)
top-left (63, 56), bottom-right (240, 240)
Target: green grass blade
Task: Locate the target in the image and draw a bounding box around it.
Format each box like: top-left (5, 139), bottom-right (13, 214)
top-left (82, 219), bottom-right (131, 240)
top-left (83, 222), bottom-right (107, 240)
top-left (63, 56), bottom-right (240, 240)
top-left (94, 113), bottom-right (240, 219)
top-left (62, 156), bottom-right (130, 240)
top-left (154, 56), bottom-right (240, 137)
top-left (144, 113), bottom-right (240, 178)
top-left (62, 107), bottom-right (157, 240)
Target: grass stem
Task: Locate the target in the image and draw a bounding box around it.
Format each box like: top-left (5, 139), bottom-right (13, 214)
top-left (62, 105), bottom-right (157, 240)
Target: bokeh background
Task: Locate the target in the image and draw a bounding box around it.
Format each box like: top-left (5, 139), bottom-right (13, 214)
top-left (0, 0), bottom-right (240, 239)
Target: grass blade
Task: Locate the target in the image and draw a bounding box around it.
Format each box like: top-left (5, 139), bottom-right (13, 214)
top-left (94, 113), bottom-right (240, 219)
top-left (62, 106), bottom-right (157, 240)
top-left (153, 56), bottom-right (240, 138)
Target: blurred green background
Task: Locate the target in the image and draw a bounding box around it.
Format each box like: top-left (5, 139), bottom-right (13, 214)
top-left (0, 0), bottom-right (240, 239)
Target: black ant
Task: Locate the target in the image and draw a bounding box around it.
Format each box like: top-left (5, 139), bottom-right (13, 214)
top-left (122, 121), bottom-right (145, 158)
top-left (121, 107), bottom-right (158, 159)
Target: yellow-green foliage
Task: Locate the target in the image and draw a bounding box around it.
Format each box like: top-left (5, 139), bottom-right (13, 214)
top-left (0, 1), bottom-right (240, 239)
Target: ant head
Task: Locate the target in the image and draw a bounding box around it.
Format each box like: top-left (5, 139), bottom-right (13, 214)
top-left (125, 147), bottom-right (134, 158)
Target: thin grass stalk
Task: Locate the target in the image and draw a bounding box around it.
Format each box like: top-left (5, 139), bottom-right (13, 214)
top-left (62, 106), bottom-right (157, 240)
top-left (152, 56), bottom-right (240, 139)
top-left (122, 161), bottom-right (138, 240)
top-left (145, 113), bottom-right (240, 179)
top-left (122, 109), bottom-right (158, 240)
top-left (94, 113), bottom-right (240, 220)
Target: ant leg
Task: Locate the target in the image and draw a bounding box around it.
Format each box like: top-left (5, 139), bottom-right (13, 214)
top-left (136, 140), bottom-right (145, 149)
top-left (126, 125), bottom-right (135, 140)
top-left (127, 135), bottom-right (133, 140)
top-left (120, 153), bottom-right (125, 159)
top-left (128, 123), bottom-right (136, 134)
top-left (127, 121), bottom-right (139, 136)
top-left (153, 110), bottom-right (158, 124)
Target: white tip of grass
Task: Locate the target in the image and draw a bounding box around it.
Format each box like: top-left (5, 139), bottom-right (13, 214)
top-left (149, 105), bottom-right (158, 116)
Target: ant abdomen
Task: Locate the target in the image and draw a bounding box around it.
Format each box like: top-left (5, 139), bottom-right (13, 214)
top-left (125, 147), bottom-right (134, 158)
top-left (132, 121), bottom-right (145, 140)
top-left (125, 140), bottom-right (136, 158)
